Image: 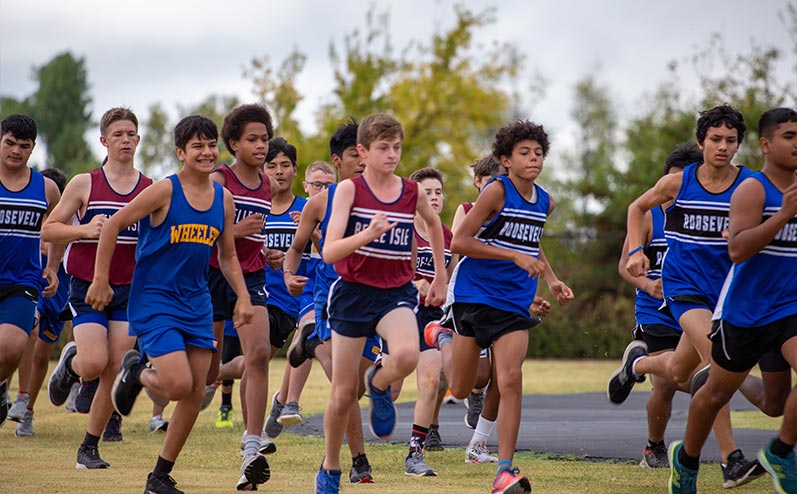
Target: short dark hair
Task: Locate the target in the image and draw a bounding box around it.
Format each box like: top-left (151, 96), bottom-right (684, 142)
top-left (492, 120), bottom-right (550, 160)
top-left (664, 142), bottom-right (702, 175)
top-left (409, 167), bottom-right (444, 187)
top-left (329, 118), bottom-right (358, 158)
top-left (41, 167), bottom-right (67, 192)
top-left (357, 113), bottom-right (403, 149)
top-left (695, 104), bottom-right (746, 145)
top-left (174, 115), bottom-right (218, 150)
top-left (221, 104), bottom-right (274, 156)
top-left (1, 114), bottom-right (37, 142)
top-left (100, 107), bottom-right (138, 135)
top-left (266, 137), bottom-right (297, 168)
top-left (758, 107), bottom-right (797, 140)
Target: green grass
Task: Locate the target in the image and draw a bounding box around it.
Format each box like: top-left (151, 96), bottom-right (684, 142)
top-left (0, 359), bottom-right (782, 493)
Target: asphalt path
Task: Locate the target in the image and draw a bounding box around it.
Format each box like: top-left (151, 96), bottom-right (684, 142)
top-left (293, 391), bottom-right (775, 463)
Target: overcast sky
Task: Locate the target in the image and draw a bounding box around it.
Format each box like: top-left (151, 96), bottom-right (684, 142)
top-left (1, 0), bottom-right (794, 167)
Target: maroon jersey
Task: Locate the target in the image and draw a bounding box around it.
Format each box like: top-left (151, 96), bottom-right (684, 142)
top-left (462, 201), bottom-right (474, 214)
top-left (208, 164), bottom-right (272, 274)
top-left (414, 224), bottom-right (452, 305)
top-left (64, 167), bottom-right (153, 285)
top-left (334, 175), bottom-right (418, 289)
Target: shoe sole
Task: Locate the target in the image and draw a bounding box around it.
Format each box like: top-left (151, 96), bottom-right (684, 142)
top-left (76, 462), bottom-right (110, 469)
top-left (606, 340), bottom-right (646, 405)
top-left (259, 441), bottom-right (277, 455)
top-left (48, 342), bottom-right (77, 407)
top-left (243, 454), bottom-right (271, 485)
top-left (276, 414), bottom-right (302, 427)
top-left (405, 470), bottom-right (438, 477)
top-left (351, 476), bottom-right (374, 484)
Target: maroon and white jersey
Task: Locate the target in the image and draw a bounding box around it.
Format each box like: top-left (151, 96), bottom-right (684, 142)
top-left (334, 175), bottom-right (417, 289)
top-left (64, 167), bottom-right (153, 285)
top-left (208, 164), bottom-right (272, 274)
top-left (414, 224), bottom-right (452, 305)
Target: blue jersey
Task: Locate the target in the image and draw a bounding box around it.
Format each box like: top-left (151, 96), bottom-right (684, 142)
top-left (128, 175), bottom-right (225, 338)
top-left (314, 184), bottom-right (339, 308)
top-left (264, 196), bottom-right (311, 317)
top-left (0, 169), bottom-right (48, 290)
top-left (715, 172), bottom-right (797, 327)
top-left (635, 207), bottom-right (679, 329)
top-left (662, 163), bottom-right (752, 307)
top-left (448, 175), bottom-right (549, 316)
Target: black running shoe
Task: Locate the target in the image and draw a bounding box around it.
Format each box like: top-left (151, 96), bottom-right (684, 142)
top-left (112, 349), bottom-right (144, 416)
top-left (607, 340), bottom-right (647, 405)
top-left (0, 381), bottom-right (9, 428)
top-left (49, 342), bottom-right (80, 406)
top-left (722, 449), bottom-right (765, 488)
top-left (288, 322), bottom-right (317, 368)
top-left (76, 444), bottom-right (110, 469)
top-left (76, 378), bottom-right (99, 414)
top-left (424, 424), bottom-right (444, 451)
top-left (464, 391), bottom-right (483, 429)
top-left (349, 455), bottom-right (374, 484)
top-left (145, 472), bottom-right (184, 494)
top-left (102, 411), bottom-right (123, 442)
top-left (640, 443), bottom-right (669, 468)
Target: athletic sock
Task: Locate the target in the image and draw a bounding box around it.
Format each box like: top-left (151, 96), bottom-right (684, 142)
top-left (408, 424), bottom-right (429, 456)
top-left (243, 434), bottom-right (261, 457)
top-left (352, 453), bottom-right (368, 467)
top-left (772, 437), bottom-right (795, 458)
top-left (497, 460), bottom-right (513, 475)
top-left (679, 447), bottom-right (700, 471)
top-left (470, 416), bottom-right (496, 447)
top-left (17, 391), bottom-right (29, 398)
top-left (647, 440), bottom-right (665, 449)
top-left (81, 432), bottom-right (100, 448)
top-left (221, 392), bottom-right (232, 408)
top-left (153, 455), bottom-right (175, 475)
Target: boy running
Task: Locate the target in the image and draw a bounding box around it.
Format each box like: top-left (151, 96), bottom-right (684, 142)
top-left (86, 115), bottom-right (253, 494)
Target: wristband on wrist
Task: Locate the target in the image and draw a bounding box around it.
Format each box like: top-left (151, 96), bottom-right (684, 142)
top-left (628, 245), bottom-right (645, 257)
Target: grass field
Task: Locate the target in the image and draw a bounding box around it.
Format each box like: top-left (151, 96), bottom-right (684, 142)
top-left (0, 358), bottom-right (785, 493)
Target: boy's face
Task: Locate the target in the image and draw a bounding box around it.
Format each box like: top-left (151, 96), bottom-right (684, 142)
top-left (101, 120), bottom-right (139, 163)
top-left (761, 121), bottom-right (797, 171)
top-left (0, 133), bottom-right (35, 171)
top-left (501, 139), bottom-right (544, 181)
top-left (303, 169), bottom-right (336, 198)
top-left (231, 122), bottom-right (270, 167)
top-left (357, 136), bottom-right (401, 174)
top-left (176, 135), bottom-right (219, 174)
top-left (698, 125), bottom-right (738, 168)
top-left (418, 177), bottom-right (444, 214)
top-left (265, 151), bottom-right (296, 193)
top-left (333, 145), bottom-right (364, 180)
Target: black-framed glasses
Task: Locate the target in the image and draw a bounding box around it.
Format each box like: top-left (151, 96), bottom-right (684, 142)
top-left (306, 181), bottom-right (332, 190)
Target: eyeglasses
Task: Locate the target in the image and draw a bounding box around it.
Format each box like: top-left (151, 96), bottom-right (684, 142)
top-left (305, 181), bottom-right (332, 190)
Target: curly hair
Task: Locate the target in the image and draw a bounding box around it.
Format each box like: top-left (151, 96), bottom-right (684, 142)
top-left (695, 104), bottom-right (745, 145)
top-left (492, 120), bottom-right (550, 160)
top-left (221, 104), bottom-right (274, 156)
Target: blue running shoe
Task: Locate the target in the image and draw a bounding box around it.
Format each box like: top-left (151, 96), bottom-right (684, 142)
top-left (364, 365), bottom-right (396, 439)
top-left (316, 465), bottom-right (341, 494)
top-left (758, 439), bottom-right (797, 494)
top-left (668, 441), bottom-right (698, 494)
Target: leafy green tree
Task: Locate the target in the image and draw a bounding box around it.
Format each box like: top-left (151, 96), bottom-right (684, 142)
top-left (28, 52), bottom-right (94, 176)
top-left (138, 103), bottom-right (174, 178)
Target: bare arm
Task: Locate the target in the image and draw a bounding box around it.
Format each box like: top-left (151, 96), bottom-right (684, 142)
top-left (217, 189), bottom-right (253, 328)
top-left (618, 210), bottom-right (661, 298)
top-left (728, 178), bottom-right (797, 263)
top-left (322, 180), bottom-right (396, 264)
top-left (42, 174), bottom-right (104, 243)
top-left (415, 185), bottom-right (447, 306)
top-left (448, 203), bottom-right (468, 267)
top-left (41, 178), bottom-right (64, 296)
top-left (450, 180), bottom-right (544, 277)
top-left (626, 173), bottom-right (681, 277)
top-left (283, 193), bottom-right (326, 296)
